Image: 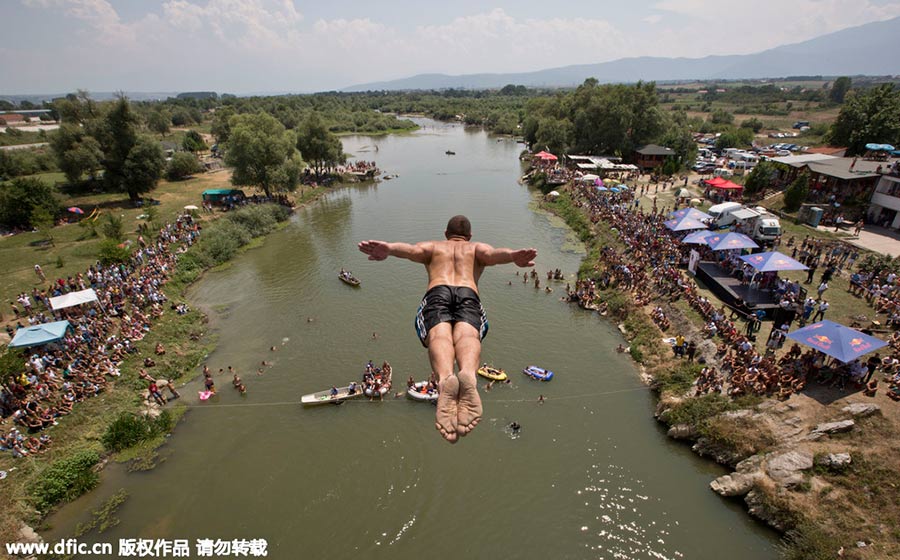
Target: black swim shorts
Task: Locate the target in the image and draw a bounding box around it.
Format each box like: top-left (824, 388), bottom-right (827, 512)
top-left (414, 285), bottom-right (488, 347)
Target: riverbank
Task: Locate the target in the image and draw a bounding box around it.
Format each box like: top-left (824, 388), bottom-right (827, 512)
top-left (0, 188), bottom-right (330, 551)
top-left (540, 185), bottom-right (900, 560)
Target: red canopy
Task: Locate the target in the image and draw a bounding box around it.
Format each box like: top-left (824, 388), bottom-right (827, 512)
top-left (704, 177), bottom-right (743, 190)
top-left (534, 151), bottom-right (558, 161)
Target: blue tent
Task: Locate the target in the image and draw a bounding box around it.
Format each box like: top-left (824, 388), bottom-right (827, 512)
top-left (8, 320), bottom-right (70, 349)
top-left (740, 251), bottom-right (808, 272)
top-left (664, 215), bottom-right (708, 232)
top-left (669, 207), bottom-right (712, 221)
top-left (681, 230), bottom-right (715, 244)
top-left (865, 143), bottom-right (895, 152)
top-left (595, 185), bottom-right (609, 192)
top-left (706, 232), bottom-right (759, 251)
top-left (786, 320), bottom-right (887, 363)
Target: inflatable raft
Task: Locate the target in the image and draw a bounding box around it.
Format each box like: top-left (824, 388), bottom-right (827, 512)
top-left (477, 365), bottom-right (508, 381)
top-left (523, 365), bottom-right (554, 382)
top-left (407, 381), bottom-right (438, 402)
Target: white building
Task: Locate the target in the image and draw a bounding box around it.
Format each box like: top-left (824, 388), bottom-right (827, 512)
top-left (869, 173), bottom-right (900, 228)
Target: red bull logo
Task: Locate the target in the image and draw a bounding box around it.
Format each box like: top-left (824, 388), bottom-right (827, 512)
top-left (808, 334), bottom-right (832, 349)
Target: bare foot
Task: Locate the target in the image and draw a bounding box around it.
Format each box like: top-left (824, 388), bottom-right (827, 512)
top-left (435, 376), bottom-right (459, 444)
top-left (456, 371), bottom-right (482, 437)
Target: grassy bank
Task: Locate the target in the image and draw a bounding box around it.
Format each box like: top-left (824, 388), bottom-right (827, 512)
top-left (0, 195), bottom-right (324, 548)
top-left (540, 186), bottom-right (900, 559)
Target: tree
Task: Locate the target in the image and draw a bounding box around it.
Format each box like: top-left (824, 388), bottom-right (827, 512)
top-left (534, 117), bottom-right (572, 156)
top-left (210, 106), bottom-right (235, 143)
top-left (743, 160), bottom-right (777, 197)
top-left (829, 77), bottom-right (852, 104)
top-left (225, 113), bottom-right (298, 197)
top-left (30, 206), bottom-right (56, 246)
top-left (50, 123), bottom-right (103, 184)
top-left (828, 84), bottom-right (900, 156)
top-left (710, 109), bottom-right (735, 125)
top-left (122, 136), bottom-right (165, 201)
top-left (0, 177), bottom-right (60, 230)
top-left (100, 212), bottom-right (125, 242)
top-left (740, 117), bottom-right (764, 133)
top-left (783, 171), bottom-right (810, 212)
top-left (166, 152), bottom-right (203, 181)
top-left (715, 128), bottom-right (754, 150)
top-left (296, 113), bottom-right (344, 179)
top-left (182, 130), bottom-right (208, 153)
top-left (99, 97), bottom-right (140, 196)
top-left (147, 111), bottom-right (170, 137)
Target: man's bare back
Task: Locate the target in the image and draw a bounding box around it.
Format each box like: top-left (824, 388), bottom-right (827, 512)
top-left (358, 215), bottom-right (536, 443)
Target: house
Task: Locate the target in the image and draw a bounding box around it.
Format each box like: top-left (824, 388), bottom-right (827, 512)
top-left (633, 144), bottom-right (674, 172)
top-left (868, 168), bottom-right (900, 228)
top-left (771, 154), bottom-right (882, 210)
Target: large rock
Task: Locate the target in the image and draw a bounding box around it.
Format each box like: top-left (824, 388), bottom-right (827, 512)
top-left (692, 437), bottom-right (746, 467)
top-left (816, 452), bottom-right (852, 469)
top-left (711, 472), bottom-right (759, 497)
top-left (841, 403), bottom-right (880, 418)
top-left (808, 419), bottom-right (855, 440)
top-left (745, 489), bottom-right (790, 532)
top-left (667, 424), bottom-right (697, 440)
top-left (18, 524), bottom-right (42, 544)
top-left (766, 450), bottom-right (814, 485)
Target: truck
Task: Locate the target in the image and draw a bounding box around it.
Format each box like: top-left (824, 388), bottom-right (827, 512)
top-left (748, 207), bottom-right (782, 243)
top-left (711, 204), bottom-right (782, 243)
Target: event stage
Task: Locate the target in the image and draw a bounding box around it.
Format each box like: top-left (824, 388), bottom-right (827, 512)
top-left (695, 261), bottom-right (780, 318)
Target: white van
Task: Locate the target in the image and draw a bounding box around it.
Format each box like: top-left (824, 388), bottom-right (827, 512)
top-left (708, 202), bottom-right (743, 227)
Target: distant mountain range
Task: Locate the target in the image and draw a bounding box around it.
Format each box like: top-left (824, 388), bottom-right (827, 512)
top-left (343, 16), bottom-right (900, 91)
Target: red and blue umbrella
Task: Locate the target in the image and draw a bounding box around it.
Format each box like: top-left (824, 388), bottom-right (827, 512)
top-left (740, 251), bottom-right (808, 272)
top-left (669, 207), bottom-right (712, 221)
top-left (664, 215), bottom-right (708, 232)
top-left (786, 320), bottom-right (887, 363)
top-left (67, 207), bottom-right (84, 214)
top-left (681, 230), bottom-right (715, 244)
top-left (706, 232), bottom-right (759, 251)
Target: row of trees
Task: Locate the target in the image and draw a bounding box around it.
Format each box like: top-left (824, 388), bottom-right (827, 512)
top-left (50, 96), bottom-right (166, 201)
top-left (827, 83), bottom-right (900, 156)
top-left (519, 80), bottom-right (696, 166)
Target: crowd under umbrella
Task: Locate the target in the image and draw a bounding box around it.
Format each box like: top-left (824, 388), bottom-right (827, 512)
top-left (533, 150), bottom-right (557, 161)
top-left (669, 207), bottom-right (713, 221)
top-left (664, 214), bottom-right (709, 232)
top-left (681, 230), bottom-right (715, 244)
top-left (739, 251), bottom-right (808, 273)
top-left (705, 232), bottom-right (759, 251)
top-left (786, 320), bottom-right (888, 364)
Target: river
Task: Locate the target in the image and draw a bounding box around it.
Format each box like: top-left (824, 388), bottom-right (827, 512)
top-left (46, 119), bottom-right (778, 559)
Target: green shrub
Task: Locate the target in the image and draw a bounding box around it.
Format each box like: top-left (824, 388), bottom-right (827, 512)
top-left (655, 361), bottom-right (703, 395)
top-left (102, 410), bottom-right (175, 452)
top-left (778, 522), bottom-right (842, 560)
top-left (664, 393), bottom-right (731, 426)
top-left (102, 413), bottom-right (156, 451)
top-left (30, 450), bottom-right (101, 513)
top-left (97, 239), bottom-right (132, 265)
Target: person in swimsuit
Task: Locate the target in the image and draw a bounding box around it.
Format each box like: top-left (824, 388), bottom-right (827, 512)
top-left (358, 215), bottom-right (536, 443)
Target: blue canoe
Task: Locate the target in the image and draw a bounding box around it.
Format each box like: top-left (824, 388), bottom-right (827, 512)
top-left (523, 365), bottom-right (554, 381)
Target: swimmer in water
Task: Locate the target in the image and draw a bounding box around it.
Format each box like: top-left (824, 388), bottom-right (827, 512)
top-left (510, 422), bottom-right (521, 432)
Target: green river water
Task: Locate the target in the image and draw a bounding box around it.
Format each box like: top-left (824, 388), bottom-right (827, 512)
top-left (46, 119), bottom-right (778, 559)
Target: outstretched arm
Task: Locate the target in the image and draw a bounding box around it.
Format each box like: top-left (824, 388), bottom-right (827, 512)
top-left (358, 240), bottom-right (433, 264)
top-left (475, 243), bottom-right (537, 267)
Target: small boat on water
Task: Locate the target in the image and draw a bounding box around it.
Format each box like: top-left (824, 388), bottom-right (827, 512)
top-left (338, 270), bottom-right (361, 286)
top-left (523, 365), bottom-right (554, 382)
top-left (301, 384), bottom-right (364, 405)
top-left (365, 383), bottom-right (391, 398)
top-left (407, 381), bottom-right (438, 402)
top-left (477, 365), bottom-right (508, 381)
top-left (445, 150), bottom-right (456, 155)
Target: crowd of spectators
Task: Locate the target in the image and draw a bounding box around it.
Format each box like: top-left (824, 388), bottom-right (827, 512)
top-left (1, 214), bottom-right (200, 458)
top-left (561, 179), bottom-right (900, 402)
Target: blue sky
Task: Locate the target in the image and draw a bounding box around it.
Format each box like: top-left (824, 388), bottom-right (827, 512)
top-left (2, 0), bottom-right (900, 94)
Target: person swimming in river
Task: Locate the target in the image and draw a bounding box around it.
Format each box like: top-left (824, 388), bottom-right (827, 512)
top-left (359, 215), bottom-right (536, 443)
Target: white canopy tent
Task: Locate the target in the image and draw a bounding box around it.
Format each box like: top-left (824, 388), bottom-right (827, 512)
top-left (49, 288), bottom-right (99, 311)
top-left (580, 174), bottom-right (600, 182)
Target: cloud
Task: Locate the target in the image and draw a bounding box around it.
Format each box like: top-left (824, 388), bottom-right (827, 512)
top-left (23, 0), bottom-right (137, 44)
top-left (643, 14), bottom-right (663, 24)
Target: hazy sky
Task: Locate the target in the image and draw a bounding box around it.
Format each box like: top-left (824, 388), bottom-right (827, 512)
top-left (3, 0), bottom-right (900, 94)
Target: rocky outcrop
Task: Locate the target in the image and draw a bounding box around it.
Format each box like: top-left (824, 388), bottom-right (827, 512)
top-left (667, 423), bottom-right (697, 440)
top-left (816, 452), bottom-right (852, 469)
top-left (745, 488), bottom-right (791, 532)
top-left (807, 419), bottom-right (855, 440)
top-left (841, 403), bottom-right (880, 418)
top-left (765, 450), bottom-right (814, 487)
top-left (710, 472), bottom-right (759, 497)
top-left (692, 437), bottom-right (746, 467)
